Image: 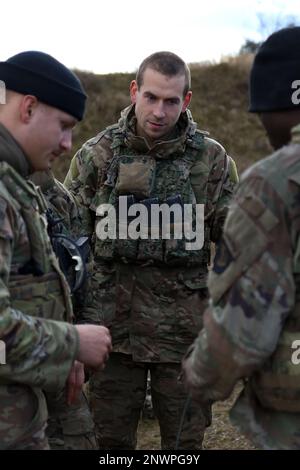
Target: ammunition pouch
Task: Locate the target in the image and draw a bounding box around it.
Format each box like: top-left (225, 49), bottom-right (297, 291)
top-left (115, 155), bottom-right (156, 199)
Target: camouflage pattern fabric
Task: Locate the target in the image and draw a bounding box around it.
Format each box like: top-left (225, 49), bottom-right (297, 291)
top-left (64, 105), bottom-right (237, 449)
top-left (31, 170), bottom-right (97, 450)
top-left (183, 123), bottom-right (300, 449)
top-left (90, 352), bottom-right (209, 450)
top-left (80, 262), bottom-right (208, 362)
top-left (0, 124), bottom-right (78, 449)
top-left (45, 388), bottom-right (96, 450)
top-left (31, 170), bottom-right (82, 236)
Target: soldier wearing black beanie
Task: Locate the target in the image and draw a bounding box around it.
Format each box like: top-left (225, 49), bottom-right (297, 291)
top-left (249, 26), bottom-right (300, 113)
top-left (0, 50), bottom-right (112, 451)
top-left (249, 27), bottom-right (300, 150)
top-left (0, 51), bottom-right (86, 121)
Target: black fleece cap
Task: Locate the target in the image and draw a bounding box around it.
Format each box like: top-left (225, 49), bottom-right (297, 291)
top-left (249, 27), bottom-right (300, 112)
top-left (0, 51), bottom-right (87, 120)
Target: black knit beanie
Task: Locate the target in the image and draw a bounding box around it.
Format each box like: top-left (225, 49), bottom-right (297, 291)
top-left (249, 27), bottom-right (300, 112)
top-left (0, 51), bottom-right (87, 120)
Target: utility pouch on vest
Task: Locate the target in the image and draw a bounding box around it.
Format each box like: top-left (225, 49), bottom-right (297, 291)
top-left (116, 155), bottom-right (156, 199)
top-left (9, 272), bottom-right (69, 321)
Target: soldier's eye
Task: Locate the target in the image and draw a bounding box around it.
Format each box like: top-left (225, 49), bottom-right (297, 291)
top-left (144, 93), bottom-right (156, 102)
top-left (167, 98), bottom-right (179, 105)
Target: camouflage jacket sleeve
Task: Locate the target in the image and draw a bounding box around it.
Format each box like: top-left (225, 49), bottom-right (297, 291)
top-left (47, 179), bottom-right (82, 236)
top-left (30, 170), bottom-right (82, 237)
top-left (204, 138), bottom-right (239, 243)
top-left (182, 173), bottom-right (294, 402)
top-left (0, 200), bottom-right (79, 392)
top-left (64, 132), bottom-right (113, 236)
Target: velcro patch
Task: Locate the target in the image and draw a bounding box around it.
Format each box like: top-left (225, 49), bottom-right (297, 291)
top-left (209, 203), bottom-right (269, 303)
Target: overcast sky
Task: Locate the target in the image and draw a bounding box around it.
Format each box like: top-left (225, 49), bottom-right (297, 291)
top-left (1, 0), bottom-right (299, 74)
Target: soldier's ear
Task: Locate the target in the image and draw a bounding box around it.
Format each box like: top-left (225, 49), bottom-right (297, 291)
top-left (182, 91), bottom-right (192, 113)
top-left (20, 95), bottom-right (38, 123)
top-left (130, 80), bottom-right (138, 104)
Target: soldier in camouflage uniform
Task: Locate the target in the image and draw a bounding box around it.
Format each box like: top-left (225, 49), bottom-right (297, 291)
top-left (0, 51), bottom-right (111, 450)
top-left (183, 27), bottom-right (300, 450)
top-left (31, 170), bottom-right (97, 450)
top-left (65, 51), bottom-right (238, 449)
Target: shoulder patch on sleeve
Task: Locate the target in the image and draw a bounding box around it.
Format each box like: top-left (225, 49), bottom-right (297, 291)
top-left (209, 198), bottom-right (273, 303)
top-left (212, 238), bottom-right (234, 275)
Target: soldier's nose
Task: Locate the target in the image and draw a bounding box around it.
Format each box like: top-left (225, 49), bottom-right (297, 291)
top-left (61, 130), bottom-right (72, 152)
top-left (153, 102), bottom-right (165, 119)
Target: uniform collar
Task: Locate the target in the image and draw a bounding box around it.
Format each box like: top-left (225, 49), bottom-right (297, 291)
top-left (118, 105), bottom-right (198, 159)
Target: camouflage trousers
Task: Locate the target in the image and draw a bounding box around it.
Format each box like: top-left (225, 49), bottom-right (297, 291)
top-left (45, 387), bottom-right (97, 450)
top-left (0, 385), bottom-right (49, 450)
top-left (89, 352), bottom-right (211, 450)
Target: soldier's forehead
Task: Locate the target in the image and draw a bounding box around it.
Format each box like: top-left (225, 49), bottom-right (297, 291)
top-left (141, 69), bottom-right (185, 98)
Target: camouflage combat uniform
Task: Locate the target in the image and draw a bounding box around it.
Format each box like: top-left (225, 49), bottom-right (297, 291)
top-left (0, 124), bottom-right (79, 449)
top-left (30, 171), bottom-right (97, 450)
top-left (183, 123), bottom-right (300, 450)
top-left (65, 105), bottom-right (238, 449)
